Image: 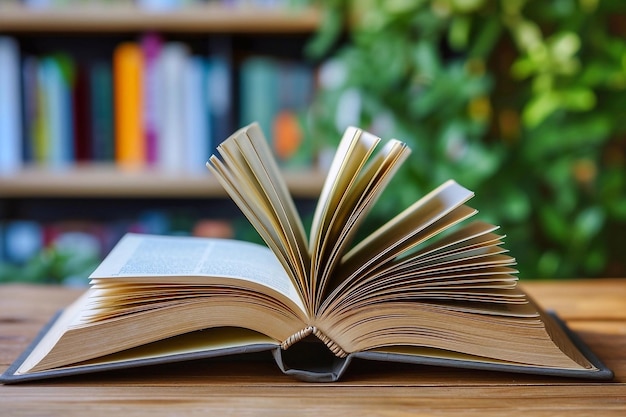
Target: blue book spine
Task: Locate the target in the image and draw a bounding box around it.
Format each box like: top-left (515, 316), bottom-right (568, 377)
top-left (40, 56), bottom-right (74, 169)
top-left (184, 56), bottom-right (210, 173)
top-left (40, 58), bottom-right (63, 167)
top-left (0, 37), bottom-right (23, 174)
top-left (206, 56), bottom-right (232, 147)
top-left (89, 61), bottom-right (114, 161)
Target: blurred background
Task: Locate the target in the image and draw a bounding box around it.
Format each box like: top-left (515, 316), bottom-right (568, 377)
top-left (0, 0), bottom-right (624, 284)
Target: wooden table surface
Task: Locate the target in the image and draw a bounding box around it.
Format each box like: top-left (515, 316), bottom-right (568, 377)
top-left (1, 279), bottom-right (625, 416)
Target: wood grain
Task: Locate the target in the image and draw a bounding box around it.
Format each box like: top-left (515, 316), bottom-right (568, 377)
top-left (1, 280), bottom-right (625, 416)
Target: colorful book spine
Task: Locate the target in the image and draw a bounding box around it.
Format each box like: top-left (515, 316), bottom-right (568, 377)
top-left (89, 60), bottom-right (114, 161)
top-left (239, 57), bottom-right (279, 142)
top-left (206, 55), bottom-right (232, 147)
top-left (73, 64), bottom-right (91, 162)
top-left (141, 33), bottom-right (162, 166)
top-left (113, 42), bottom-right (145, 169)
top-left (184, 56), bottom-right (210, 173)
top-left (39, 56), bottom-right (75, 168)
top-left (55, 54), bottom-right (76, 166)
top-left (0, 37), bottom-right (22, 174)
top-left (155, 42), bottom-right (188, 172)
top-left (21, 56), bottom-right (38, 164)
top-left (2, 36), bottom-right (315, 173)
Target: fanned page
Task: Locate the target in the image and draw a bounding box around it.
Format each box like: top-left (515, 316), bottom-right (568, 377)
top-left (202, 123), bottom-right (602, 374)
top-left (206, 124), bottom-right (310, 312)
top-left (308, 128), bottom-right (411, 308)
top-left (207, 123), bottom-right (411, 314)
top-left (321, 180), bottom-right (477, 310)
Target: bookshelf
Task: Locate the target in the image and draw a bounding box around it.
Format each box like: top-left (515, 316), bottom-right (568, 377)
top-left (0, 3), bottom-right (322, 33)
top-left (0, 2), bottom-right (325, 273)
top-left (0, 165), bottom-right (326, 198)
top-left (0, 1), bottom-right (323, 199)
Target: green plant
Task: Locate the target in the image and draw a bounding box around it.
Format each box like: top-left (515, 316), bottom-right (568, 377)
top-left (306, 0), bottom-right (626, 278)
top-left (0, 244), bottom-right (99, 285)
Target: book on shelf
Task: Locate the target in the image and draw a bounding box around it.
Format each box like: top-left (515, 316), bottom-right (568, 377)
top-left (239, 56), bottom-right (314, 165)
top-left (0, 36), bottom-right (22, 174)
top-left (113, 42), bottom-right (145, 168)
top-left (89, 60), bottom-right (115, 162)
top-left (206, 37), bottom-right (233, 153)
top-left (1, 122), bottom-right (613, 383)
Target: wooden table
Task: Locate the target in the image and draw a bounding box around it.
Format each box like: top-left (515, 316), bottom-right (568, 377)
top-left (1, 279), bottom-right (625, 416)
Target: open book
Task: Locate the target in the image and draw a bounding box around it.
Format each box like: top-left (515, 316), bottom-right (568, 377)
top-left (1, 123), bottom-right (613, 383)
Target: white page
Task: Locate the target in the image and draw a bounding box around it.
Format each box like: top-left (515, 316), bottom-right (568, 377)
top-left (90, 234), bottom-right (303, 310)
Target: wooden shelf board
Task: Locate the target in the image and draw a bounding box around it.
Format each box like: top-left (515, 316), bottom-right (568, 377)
top-left (0, 4), bottom-right (321, 33)
top-left (0, 165), bottom-right (326, 198)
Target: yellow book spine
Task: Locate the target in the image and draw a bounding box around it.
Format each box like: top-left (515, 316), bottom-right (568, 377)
top-left (113, 42), bottom-right (144, 168)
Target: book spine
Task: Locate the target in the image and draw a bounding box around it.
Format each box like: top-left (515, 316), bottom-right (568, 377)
top-left (0, 37), bottom-right (23, 174)
top-left (40, 57), bottom-right (67, 168)
top-left (39, 56), bottom-right (75, 168)
top-left (54, 54), bottom-right (76, 166)
top-left (206, 55), bottom-right (232, 147)
top-left (21, 56), bottom-right (38, 164)
top-left (34, 58), bottom-right (50, 164)
top-left (184, 56), bottom-right (210, 173)
top-left (73, 64), bottom-right (91, 162)
top-left (113, 42), bottom-right (145, 169)
top-left (2, 34), bottom-right (317, 172)
top-left (155, 42), bottom-right (188, 172)
top-left (141, 32), bottom-right (162, 166)
top-left (89, 60), bottom-right (115, 162)
top-left (239, 56), bottom-right (279, 142)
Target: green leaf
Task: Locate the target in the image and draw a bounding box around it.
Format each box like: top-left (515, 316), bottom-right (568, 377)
top-left (523, 91), bottom-right (560, 127)
top-left (560, 88), bottom-right (596, 111)
top-left (412, 40), bottom-right (442, 77)
top-left (450, 0), bottom-right (486, 13)
top-left (305, 6), bottom-right (344, 58)
top-left (468, 18), bottom-right (502, 58)
top-left (572, 206), bottom-right (605, 245)
top-left (584, 247), bottom-right (607, 275)
top-left (449, 16), bottom-right (471, 51)
top-left (539, 205), bottom-right (570, 244)
top-left (500, 187), bottom-right (531, 222)
top-left (537, 251), bottom-right (561, 278)
top-left (550, 32), bottom-right (580, 61)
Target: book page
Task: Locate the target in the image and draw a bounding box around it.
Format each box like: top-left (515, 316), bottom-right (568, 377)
top-left (207, 123), bottom-right (310, 312)
top-left (309, 131), bottom-right (411, 309)
top-left (322, 181), bottom-right (475, 308)
top-left (90, 233), bottom-right (304, 312)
